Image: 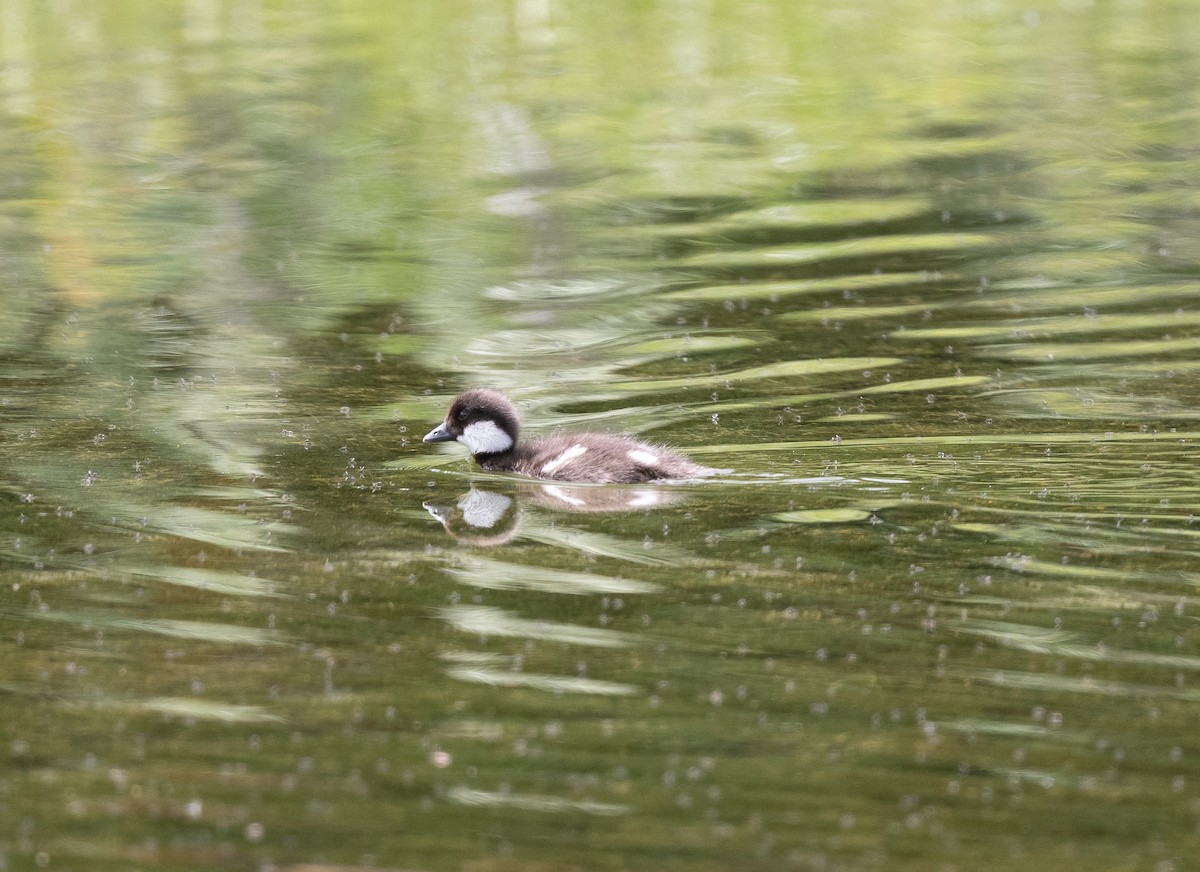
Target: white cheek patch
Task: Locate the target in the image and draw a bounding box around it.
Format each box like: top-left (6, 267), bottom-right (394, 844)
top-left (459, 420), bottom-right (514, 455)
top-left (457, 489), bottom-right (513, 528)
top-left (541, 444), bottom-right (588, 475)
top-left (628, 449), bottom-right (659, 466)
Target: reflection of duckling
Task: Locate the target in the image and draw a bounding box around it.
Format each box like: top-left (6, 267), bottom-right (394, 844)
top-left (423, 489), bottom-right (522, 546)
top-left (528, 483), bottom-right (682, 512)
top-left (424, 485), bottom-right (687, 546)
top-left (424, 389), bottom-right (725, 483)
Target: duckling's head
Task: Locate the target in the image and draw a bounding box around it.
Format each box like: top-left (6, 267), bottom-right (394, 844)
top-left (423, 388), bottom-right (520, 456)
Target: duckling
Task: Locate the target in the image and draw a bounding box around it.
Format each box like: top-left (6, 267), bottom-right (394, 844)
top-left (423, 388), bottom-right (723, 483)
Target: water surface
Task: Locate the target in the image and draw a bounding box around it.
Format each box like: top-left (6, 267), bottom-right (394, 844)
top-left (2, 2), bottom-right (1200, 870)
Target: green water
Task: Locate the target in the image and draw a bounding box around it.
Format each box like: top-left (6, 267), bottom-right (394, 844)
top-left (3, 2), bottom-right (1200, 870)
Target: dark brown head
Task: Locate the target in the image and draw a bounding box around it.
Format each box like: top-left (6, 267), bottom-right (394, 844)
top-left (423, 389), bottom-right (521, 457)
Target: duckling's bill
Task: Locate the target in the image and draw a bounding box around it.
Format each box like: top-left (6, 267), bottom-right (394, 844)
top-left (423, 422), bottom-right (455, 443)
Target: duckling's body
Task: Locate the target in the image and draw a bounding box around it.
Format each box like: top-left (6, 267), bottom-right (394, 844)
top-left (423, 388), bottom-right (722, 483)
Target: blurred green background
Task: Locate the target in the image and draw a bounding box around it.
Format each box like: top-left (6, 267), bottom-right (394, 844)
top-left (3, 2), bottom-right (1200, 870)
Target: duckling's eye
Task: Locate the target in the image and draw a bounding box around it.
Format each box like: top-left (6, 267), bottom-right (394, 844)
top-left (457, 408), bottom-right (470, 421)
